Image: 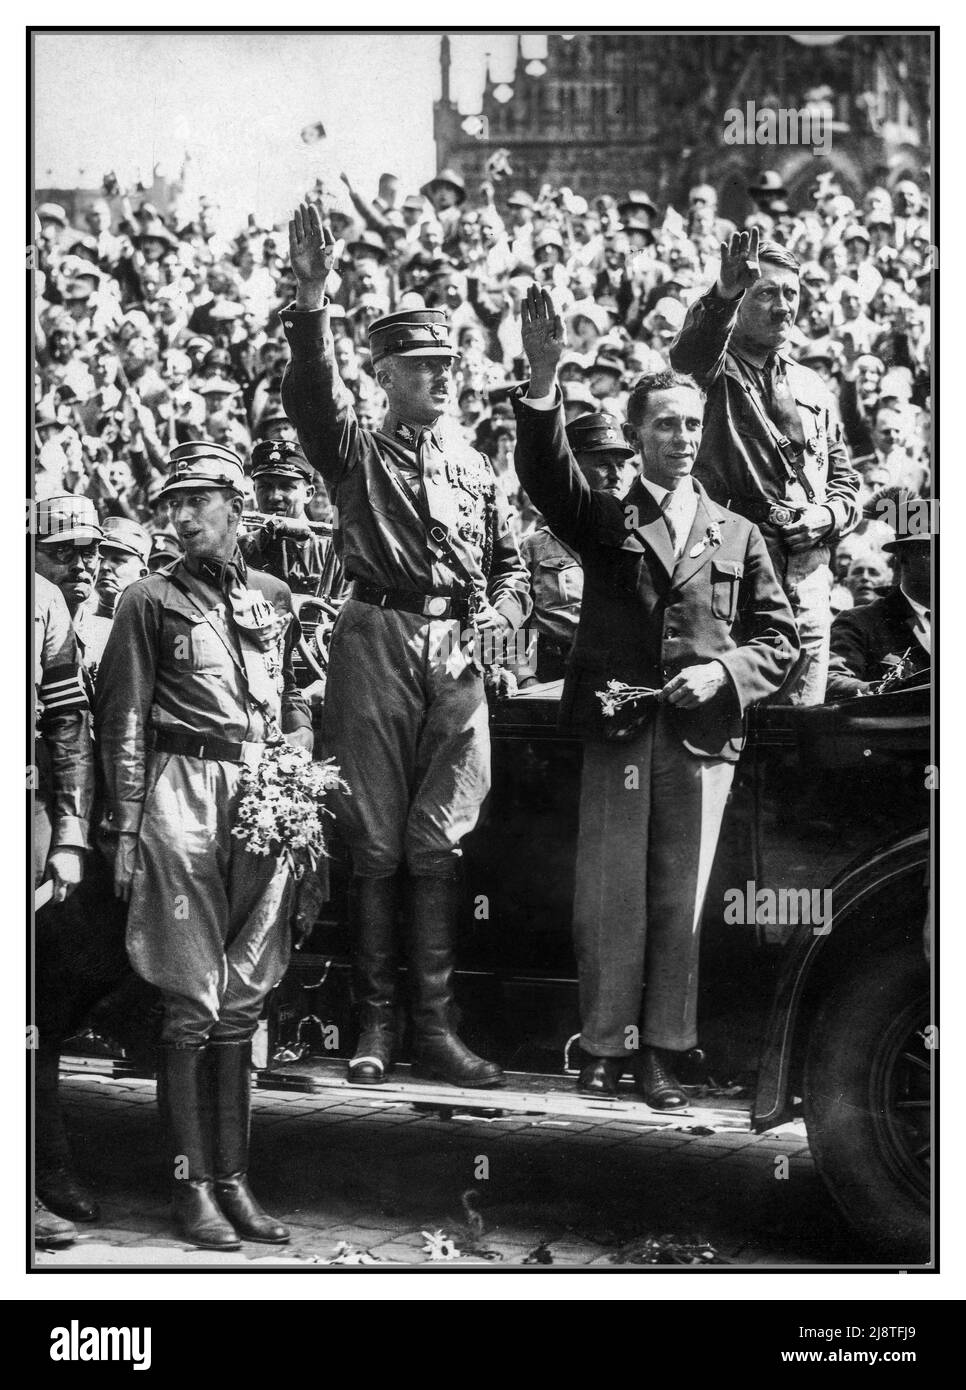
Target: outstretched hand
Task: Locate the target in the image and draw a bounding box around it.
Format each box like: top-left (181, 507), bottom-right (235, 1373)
top-left (717, 227), bottom-right (761, 299)
top-left (288, 201), bottom-right (340, 309)
top-left (520, 284), bottom-right (565, 395)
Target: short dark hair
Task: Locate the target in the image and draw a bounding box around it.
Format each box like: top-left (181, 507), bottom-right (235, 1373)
top-left (626, 370), bottom-right (704, 427)
top-left (757, 240), bottom-right (801, 274)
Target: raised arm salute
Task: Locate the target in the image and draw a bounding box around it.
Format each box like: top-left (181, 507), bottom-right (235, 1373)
top-left (514, 286), bottom-right (798, 1110)
top-left (671, 230), bottom-right (859, 705)
top-left (279, 201), bottom-right (530, 1091)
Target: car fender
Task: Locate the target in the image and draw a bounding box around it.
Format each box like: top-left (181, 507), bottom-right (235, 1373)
top-left (752, 828), bottom-right (929, 1130)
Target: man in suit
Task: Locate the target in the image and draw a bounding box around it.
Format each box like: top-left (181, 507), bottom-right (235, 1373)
top-left (514, 286), bottom-right (799, 1108)
top-left (671, 229), bottom-right (860, 705)
top-left (827, 531), bottom-right (930, 700)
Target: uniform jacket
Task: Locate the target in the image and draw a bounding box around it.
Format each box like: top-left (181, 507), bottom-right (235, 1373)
top-left (513, 392), bottom-right (800, 760)
top-left (239, 527), bottom-right (346, 601)
top-left (670, 286), bottom-right (860, 546)
top-left (35, 574), bottom-right (94, 850)
top-left (94, 554), bottom-right (311, 836)
top-left (826, 586), bottom-right (930, 700)
top-left (520, 524), bottom-right (583, 647)
top-left (280, 306), bottom-right (531, 628)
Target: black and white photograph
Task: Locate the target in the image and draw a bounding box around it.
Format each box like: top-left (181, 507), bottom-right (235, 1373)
top-left (29, 25), bottom-right (937, 1291)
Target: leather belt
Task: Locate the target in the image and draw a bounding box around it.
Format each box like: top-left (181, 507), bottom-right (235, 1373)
top-left (349, 580), bottom-right (470, 622)
top-left (747, 499), bottom-right (803, 528)
top-left (151, 728), bottom-right (264, 764)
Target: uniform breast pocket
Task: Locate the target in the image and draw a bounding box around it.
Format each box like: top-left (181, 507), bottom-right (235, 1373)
top-left (710, 560), bottom-right (744, 623)
top-left (164, 609), bottom-right (223, 673)
top-left (537, 556), bottom-right (583, 607)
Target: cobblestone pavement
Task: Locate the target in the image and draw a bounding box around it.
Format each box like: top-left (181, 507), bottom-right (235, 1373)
top-left (34, 1074), bottom-right (862, 1268)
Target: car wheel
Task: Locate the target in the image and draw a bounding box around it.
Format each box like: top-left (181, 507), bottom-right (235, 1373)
top-left (803, 940), bottom-right (931, 1263)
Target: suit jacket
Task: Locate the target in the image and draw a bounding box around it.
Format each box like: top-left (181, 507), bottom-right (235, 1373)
top-left (826, 587), bottom-right (930, 700)
top-left (513, 392), bottom-right (800, 761)
top-left (670, 286), bottom-right (860, 546)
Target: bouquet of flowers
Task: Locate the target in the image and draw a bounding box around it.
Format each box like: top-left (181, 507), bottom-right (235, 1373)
top-left (596, 679), bottom-right (662, 718)
top-left (231, 741), bottom-right (348, 877)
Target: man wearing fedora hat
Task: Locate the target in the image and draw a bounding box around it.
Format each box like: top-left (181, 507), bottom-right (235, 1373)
top-left (827, 514), bottom-right (931, 700)
top-left (421, 168), bottom-right (466, 247)
top-left (280, 201), bottom-right (530, 1091)
top-left (748, 171), bottom-right (788, 216)
top-left (94, 440), bottom-right (312, 1250)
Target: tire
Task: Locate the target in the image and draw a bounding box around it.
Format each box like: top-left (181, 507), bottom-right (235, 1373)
top-left (803, 940), bottom-right (932, 1263)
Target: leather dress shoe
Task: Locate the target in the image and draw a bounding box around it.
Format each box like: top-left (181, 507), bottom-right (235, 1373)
top-left (634, 1047), bottom-right (688, 1110)
top-left (577, 1056), bottom-right (623, 1097)
top-left (37, 1163), bottom-right (100, 1223)
top-left (34, 1197), bottom-right (76, 1249)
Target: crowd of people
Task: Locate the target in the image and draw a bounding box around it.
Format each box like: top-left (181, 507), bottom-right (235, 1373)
top-left (32, 157), bottom-right (933, 1253)
top-left (35, 162), bottom-right (931, 620)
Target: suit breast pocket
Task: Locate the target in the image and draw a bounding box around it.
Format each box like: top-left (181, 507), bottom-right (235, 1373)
top-left (710, 559), bottom-right (744, 623)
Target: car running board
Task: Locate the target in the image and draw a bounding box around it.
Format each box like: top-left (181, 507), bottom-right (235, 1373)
top-left (257, 1057), bottom-right (753, 1131)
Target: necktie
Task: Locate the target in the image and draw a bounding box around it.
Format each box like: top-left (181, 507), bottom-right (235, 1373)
top-left (660, 493), bottom-right (679, 553)
top-left (417, 427), bottom-right (460, 532)
top-left (765, 354), bottom-right (807, 456)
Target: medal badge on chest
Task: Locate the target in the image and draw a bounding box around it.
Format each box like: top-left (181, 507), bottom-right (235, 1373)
top-left (233, 589), bottom-right (289, 689)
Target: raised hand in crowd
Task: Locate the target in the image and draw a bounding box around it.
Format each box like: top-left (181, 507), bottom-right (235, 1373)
top-left (288, 201), bottom-right (341, 311)
top-left (717, 226), bottom-right (761, 299)
top-left (520, 284), bottom-right (565, 396)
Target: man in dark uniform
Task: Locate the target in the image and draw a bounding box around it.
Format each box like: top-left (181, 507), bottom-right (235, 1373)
top-left (33, 569), bottom-right (95, 1249)
top-left (671, 229), bottom-right (860, 704)
top-left (95, 441), bottom-right (312, 1250)
top-left (239, 437), bottom-right (344, 603)
top-left (280, 201), bottom-right (531, 1090)
top-left (73, 516), bottom-right (152, 685)
top-left (827, 529), bottom-right (931, 700)
top-left (515, 286), bottom-right (799, 1108)
top-left (519, 413), bottom-right (636, 684)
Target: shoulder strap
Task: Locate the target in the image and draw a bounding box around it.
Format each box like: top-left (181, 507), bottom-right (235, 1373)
top-left (373, 438), bottom-right (486, 593)
top-left (731, 361), bottom-right (817, 503)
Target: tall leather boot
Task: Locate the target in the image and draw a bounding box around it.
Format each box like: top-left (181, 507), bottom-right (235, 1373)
top-left (35, 1045), bottom-right (100, 1222)
top-left (157, 1045), bottom-right (240, 1251)
top-left (408, 876), bottom-right (504, 1088)
top-left (348, 874), bottom-right (400, 1084)
top-left (209, 1039), bottom-right (289, 1244)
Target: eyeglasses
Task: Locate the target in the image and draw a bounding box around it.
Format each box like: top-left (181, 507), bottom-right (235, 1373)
top-left (42, 542), bottom-right (101, 566)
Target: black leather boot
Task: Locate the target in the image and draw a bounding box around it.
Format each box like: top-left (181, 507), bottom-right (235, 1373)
top-left (157, 1045), bottom-right (241, 1250)
top-left (348, 875), bottom-right (399, 1084)
top-left (408, 876), bottom-right (504, 1088)
top-left (36, 1046), bottom-right (100, 1222)
top-left (209, 1039), bottom-right (290, 1244)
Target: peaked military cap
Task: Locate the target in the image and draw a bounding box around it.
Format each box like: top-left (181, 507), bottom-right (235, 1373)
top-left (159, 441), bottom-right (246, 498)
top-left (565, 412), bottom-right (634, 458)
top-left (36, 494), bottom-right (104, 545)
top-left (250, 438), bottom-right (312, 482)
top-left (100, 516), bottom-right (152, 563)
top-left (368, 308), bottom-right (456, 365)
